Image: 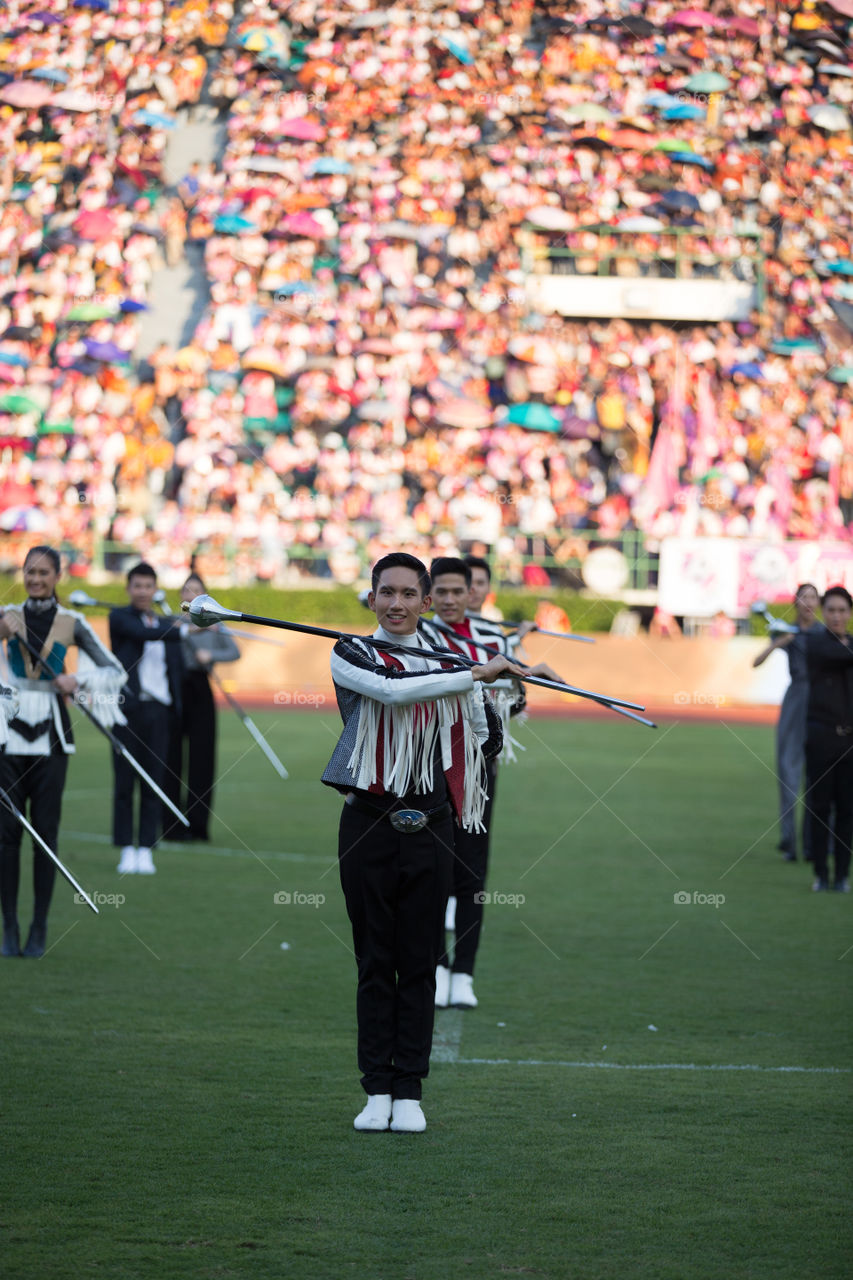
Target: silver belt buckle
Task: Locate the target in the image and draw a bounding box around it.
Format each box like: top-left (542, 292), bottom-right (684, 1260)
top-left (389, 809), bottom-right (428, 834)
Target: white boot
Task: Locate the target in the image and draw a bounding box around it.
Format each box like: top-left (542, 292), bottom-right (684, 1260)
top-left (136, 847), bottom-right (156, 875)
top-left (390, 1099), bottom-right (426, 1132)
top-left (353, 1094), bottom-right (392, 1132)
top-left (117, 846), bottom-right (137, 874)
top-left (444, 895), bottom-right (457, 931)
top-left (435, 964), bottom-right (451, 1008)
top-left (450, 972), bottom-right (478, 1008)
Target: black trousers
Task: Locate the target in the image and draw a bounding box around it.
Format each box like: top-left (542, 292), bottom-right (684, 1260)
top-left (805, 726), bottom-right (853, 884)
top-left (112, 701), bottom-right (172, 848)
top-left (438, 759), bottom-right (498, 976)
top-left (163, 671), bottom-right (216, 840)
top-left (0, 751), bottom-right (68, 928)
top-left (338, 803), bottom-right (453, 1099)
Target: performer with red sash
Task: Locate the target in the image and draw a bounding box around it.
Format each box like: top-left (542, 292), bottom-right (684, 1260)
top-left (423, 557), bottom-right (565, 1011)
top-left (322, 553), bottom-right (522, 1132)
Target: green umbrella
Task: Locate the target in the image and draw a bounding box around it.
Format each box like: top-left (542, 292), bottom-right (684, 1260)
top-left (507, 402), bottom-right (562, 431)
top-left (37, 420), bottom-right (74, 435)
top-left (770, 339), bottom-right (821, 355)
top-left (828, 366), bottom-right (853, 383)
top-left (684, 72), bottom-right (731, 93)
top-left (0, 392), bottom-right (42, 414)
top-left (66, 302), bottom-right (116, 322)
top-left (655, 137), bottom-right (694, 152)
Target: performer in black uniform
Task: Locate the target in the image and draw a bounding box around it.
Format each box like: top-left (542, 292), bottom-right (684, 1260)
top-left (423, 557), bottom-right (564, 1010)
top-left (0, 545), bottom-right (126, 956)
top-left (162, 574), bottom-right (240, 843)
top-left (322, 552), bottom-right (520, 1132)
top-left (109, 562), bottom-right (183, 875)
top-left (752, 584), bottom-right (820, 861)
top-left (799, 586), bottom-right (853, 892)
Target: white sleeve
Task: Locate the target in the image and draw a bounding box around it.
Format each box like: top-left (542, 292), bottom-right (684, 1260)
top-left (331, 642), bottom-right (475, 707)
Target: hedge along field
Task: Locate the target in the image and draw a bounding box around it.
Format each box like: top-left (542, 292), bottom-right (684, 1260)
top-left (0, 574), bottom-right (792, 635)
top-left (1, 710), bottom-right (849, 1280)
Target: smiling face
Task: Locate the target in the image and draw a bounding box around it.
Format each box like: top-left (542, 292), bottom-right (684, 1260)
top-left (431, 573), bottom-right (470, 625)
top-left (369, 566), bottom-right (430, 635)
top-left (24, 552), bottom-right (59, 601)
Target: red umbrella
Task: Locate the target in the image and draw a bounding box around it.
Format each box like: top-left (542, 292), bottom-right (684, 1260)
top-left (730, 16), bottom-right (760, 37)
top-left (73, 209), bottom-right (119, 240)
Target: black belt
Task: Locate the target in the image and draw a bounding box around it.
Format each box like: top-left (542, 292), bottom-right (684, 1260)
top-left (345, 793), bottom-right (451, 833)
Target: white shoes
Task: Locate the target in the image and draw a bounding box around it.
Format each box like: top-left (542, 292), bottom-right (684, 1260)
top-left (353, 1094), bottom-right (392, 1131)
top-left (450, 972), bottom-right (478, 1008)
top-left (444, 895), bottom-right (457, 931)
top-left (390, 1099), bottom-right (426, 1132)
top-left (117, 846), bottom-right (137, 874)
top-left (136, 847), bottom-right (156, 875)
top-left (435, 964), bottom-right (451, 1008)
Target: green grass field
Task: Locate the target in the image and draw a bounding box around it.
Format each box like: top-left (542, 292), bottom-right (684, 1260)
top-left (2, 709), bottom-right (850, 1280)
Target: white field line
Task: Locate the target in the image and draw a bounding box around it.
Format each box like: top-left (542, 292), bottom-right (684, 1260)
top-left (453, 1059), bottom-right (849, 1074)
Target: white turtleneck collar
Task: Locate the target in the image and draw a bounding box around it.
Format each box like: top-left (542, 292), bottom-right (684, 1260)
top-left (373, 625), bottom-right (425, 648)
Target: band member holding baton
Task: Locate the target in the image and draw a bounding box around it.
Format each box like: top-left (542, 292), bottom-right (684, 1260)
top-left (109, 562), bottom-right (184, 875)
top-left (0, 546), bottom-right (126, 957)
top-left (752, 584), bottom-right (821, 863)
top-left (162, 574), bottom-right (240, 843)
top-left (322, 553), bottom-right (519, 1132)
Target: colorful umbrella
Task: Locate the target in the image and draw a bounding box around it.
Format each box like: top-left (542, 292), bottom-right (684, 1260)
top-left (684, 72), bottom-right (731, 93)
top-left (280, 118), bottom-right (326, 142)
top-left (214, 214), bottom-right (258, 235)
top-left (508, 336), bottom-right (559, 366)
top-left (307, 157), bottom-right (353, 175)
top-left (807, 104), bottom-right (850, 131)
top-left (280, 212), bottom-right (327, 238)
top-left (668, 151), bottom-right (715, 170)
top-left (83, 340), bottom-right (129, 363)
top-left (668, 10), bottom-right (724, 28)
top-left (507, 403), bottom-right (562, 431)
top-left (0, 392), bottom-right (41, 414)
top-left (661, 102), bottom-right (706, 121)
top-left (133, 109), bottom-right (177, 130)
top-left (560, 102), bottom-right (614, 123)
top-left (66, 302), bottom-right (116, 321)
top-left (119, 299), bottom-right (148, 313)
top-left (51, 88), bottom-right (100, 112)
top-left (433, 398), bottom-right (493, 430)
top-left (0, 80), bottom-right (54, 109)
top-left (439, 37), bottom-right (475, 65)
top-left (525, 206), bottom-right (575, 231)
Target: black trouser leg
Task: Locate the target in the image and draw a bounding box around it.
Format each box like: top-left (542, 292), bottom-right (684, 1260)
top-left (438, 760), bottom-right (498, 974)
top-left (0, 752), bottom-right (67, 928)
top-left (184, 673), bottom-right (216, 838)
top-left (830, 742), bottom-right (853, 882)
top-left (339, 805), bottom-right (452, 1100)
top-left (805, 729), bottom-right (840, 883)
top-left (161, 710), bottom-right (184, 840)
top-left (113, 703), bottom-right (171, 847)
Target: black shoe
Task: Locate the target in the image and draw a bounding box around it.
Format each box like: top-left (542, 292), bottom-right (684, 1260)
top-left (812, 878), bottom-right (830, 893)
top-left (22, 923), bottom-right (46, 958)
top-left (783, 852), bottom-right (797, 862)
top-left (1, 922), bottom-right (21, 957)
top-left (834, 879), bottom-right (850, 893)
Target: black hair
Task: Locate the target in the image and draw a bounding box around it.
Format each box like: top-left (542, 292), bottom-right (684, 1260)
top-left (794, 583), bottom-right (818, 600)
top-left (821, 585), bottom-right (853, 609)
top-left (126, 561), bottom-right (158, 583)
top-left (464, 555), bottom-right (491, 582)
top-left (430, 557), bottom-right (472, 586)
top-left (371, 553), bottom-right (431, 597)
top-left (24, 545), bottom-right (61, 575)
top-left (183, 573), bottom-right (206, 591)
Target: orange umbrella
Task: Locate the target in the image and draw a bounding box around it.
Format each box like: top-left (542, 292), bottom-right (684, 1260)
top-left (608, 128), bottom-right (656, 150)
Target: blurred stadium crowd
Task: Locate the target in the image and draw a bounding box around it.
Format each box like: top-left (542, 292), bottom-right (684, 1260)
top-left (0, 0), bottom-right (852, 585)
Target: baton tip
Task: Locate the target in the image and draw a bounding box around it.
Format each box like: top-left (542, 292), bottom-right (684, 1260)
top-left (180, 601), bottom-right (190, 613)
